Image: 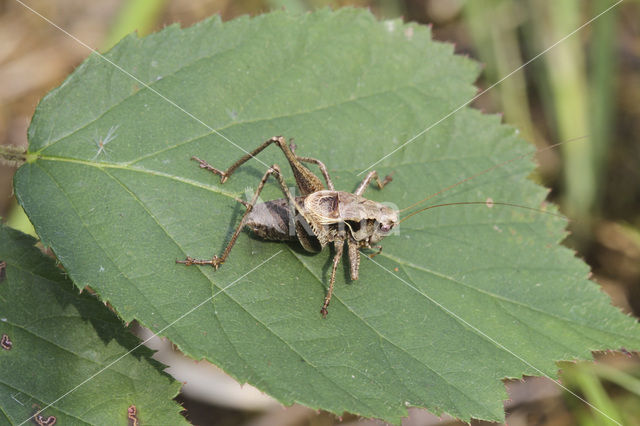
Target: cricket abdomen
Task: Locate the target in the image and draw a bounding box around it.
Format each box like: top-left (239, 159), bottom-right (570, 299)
top-left (245, 197), bottom-right (322, 252)
top-left (245, 198), bottom-right (295, 241)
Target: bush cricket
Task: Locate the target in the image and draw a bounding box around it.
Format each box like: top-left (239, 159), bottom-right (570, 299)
top-left (177, 136), bottom-right (397, 317)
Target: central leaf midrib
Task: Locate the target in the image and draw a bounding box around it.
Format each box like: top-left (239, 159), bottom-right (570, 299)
top-left (34, 157), bottom-right (241, 199)
top-left (35, 152), bottom-right (531, 196)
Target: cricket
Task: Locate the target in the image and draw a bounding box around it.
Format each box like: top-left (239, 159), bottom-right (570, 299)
top-left (177, 136), bottom-right (563, 317)
top-left (177, 136), bottom-right (397, 317)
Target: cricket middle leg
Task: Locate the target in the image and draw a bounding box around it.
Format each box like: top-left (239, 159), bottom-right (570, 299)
top-left (321, 238), bottom-right (345, 318)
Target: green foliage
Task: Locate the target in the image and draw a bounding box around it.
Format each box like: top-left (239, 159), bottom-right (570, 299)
top-left (13, 9), bottom-right (640, 423)
top-left (0, 226), bottom-right (186, 425)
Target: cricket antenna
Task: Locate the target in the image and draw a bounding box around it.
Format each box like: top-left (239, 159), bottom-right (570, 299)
top-left (399, 201), bottom-right (567, 224)
top-left (398, 135), bottom-right (589, 213)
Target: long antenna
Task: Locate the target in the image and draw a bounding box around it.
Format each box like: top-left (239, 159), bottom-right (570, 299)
top-left (398, 135), bottom-right (588, 213)
top-left (399, 201), bottom-right (567, 224)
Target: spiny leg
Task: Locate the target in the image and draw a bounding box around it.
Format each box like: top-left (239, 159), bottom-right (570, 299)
top-left (190, 137), bottom-right (284, 183)
top-left (354, 170), bottom-right (393, 196)
top-left (177, 164), bottom-right (301, 269)
top-left (321, 239), bottom-right (345, 318)
top-left (191, 136), bottom-right (324, 195)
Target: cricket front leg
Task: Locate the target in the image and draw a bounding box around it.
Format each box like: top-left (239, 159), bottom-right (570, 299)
top-left (354, 170), bottom-right (393, 196)
top-left (321, 239), bottom-right (345, 318)
top-left (177, 165), bottom-right (283, 269)
top-left (368, 245), bottom-right (383, 258)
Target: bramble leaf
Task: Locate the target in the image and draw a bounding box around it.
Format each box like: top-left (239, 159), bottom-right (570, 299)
top-left (14, 9), bottom-right (640, 423)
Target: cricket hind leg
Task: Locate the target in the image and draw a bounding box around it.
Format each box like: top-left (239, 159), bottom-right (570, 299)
top-left (321, 238), bottom-right (345, 318)
top-left (188, 156), bottom-right (250, 207)
top-left (177, 164), bottom-right (302, 269)
top-left (191, 136), bottom-right (325, 195)
top-left (354, 170), bottom-right (393, 196)
top-left (190, 138), bottom-right (286, 183)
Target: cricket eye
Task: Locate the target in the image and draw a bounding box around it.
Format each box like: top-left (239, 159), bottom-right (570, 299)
top-left (379, 223), bottom-right (392, 233)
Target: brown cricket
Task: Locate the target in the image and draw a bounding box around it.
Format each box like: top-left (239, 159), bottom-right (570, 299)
top-left (177, 136), bottom-right (396, 317)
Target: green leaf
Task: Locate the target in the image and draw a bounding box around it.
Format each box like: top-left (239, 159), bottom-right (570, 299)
top-left (0, 226), bottom-right (186, 425)
top-left (14, 9), bottom-right (640, 423)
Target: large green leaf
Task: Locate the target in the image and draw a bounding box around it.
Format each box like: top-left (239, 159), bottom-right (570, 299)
top-left (14, 9), bottom-right (640, 423)
top-left (0, 226), bottom-right (186, 425)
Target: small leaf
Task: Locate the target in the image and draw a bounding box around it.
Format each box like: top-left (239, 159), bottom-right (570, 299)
top-left (0, 226), bottom-right (186, 425)
top-left (14, 9), bottom-right (640, 423)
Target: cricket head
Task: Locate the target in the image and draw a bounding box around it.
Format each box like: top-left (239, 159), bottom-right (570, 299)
top-left (343, 197), bottom-right (399, 245)
top-left (367, 202), bottom-right (399, 244)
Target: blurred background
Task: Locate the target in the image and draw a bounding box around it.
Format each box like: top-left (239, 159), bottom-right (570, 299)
top-left (1, 0), bottom-right (639, 425)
